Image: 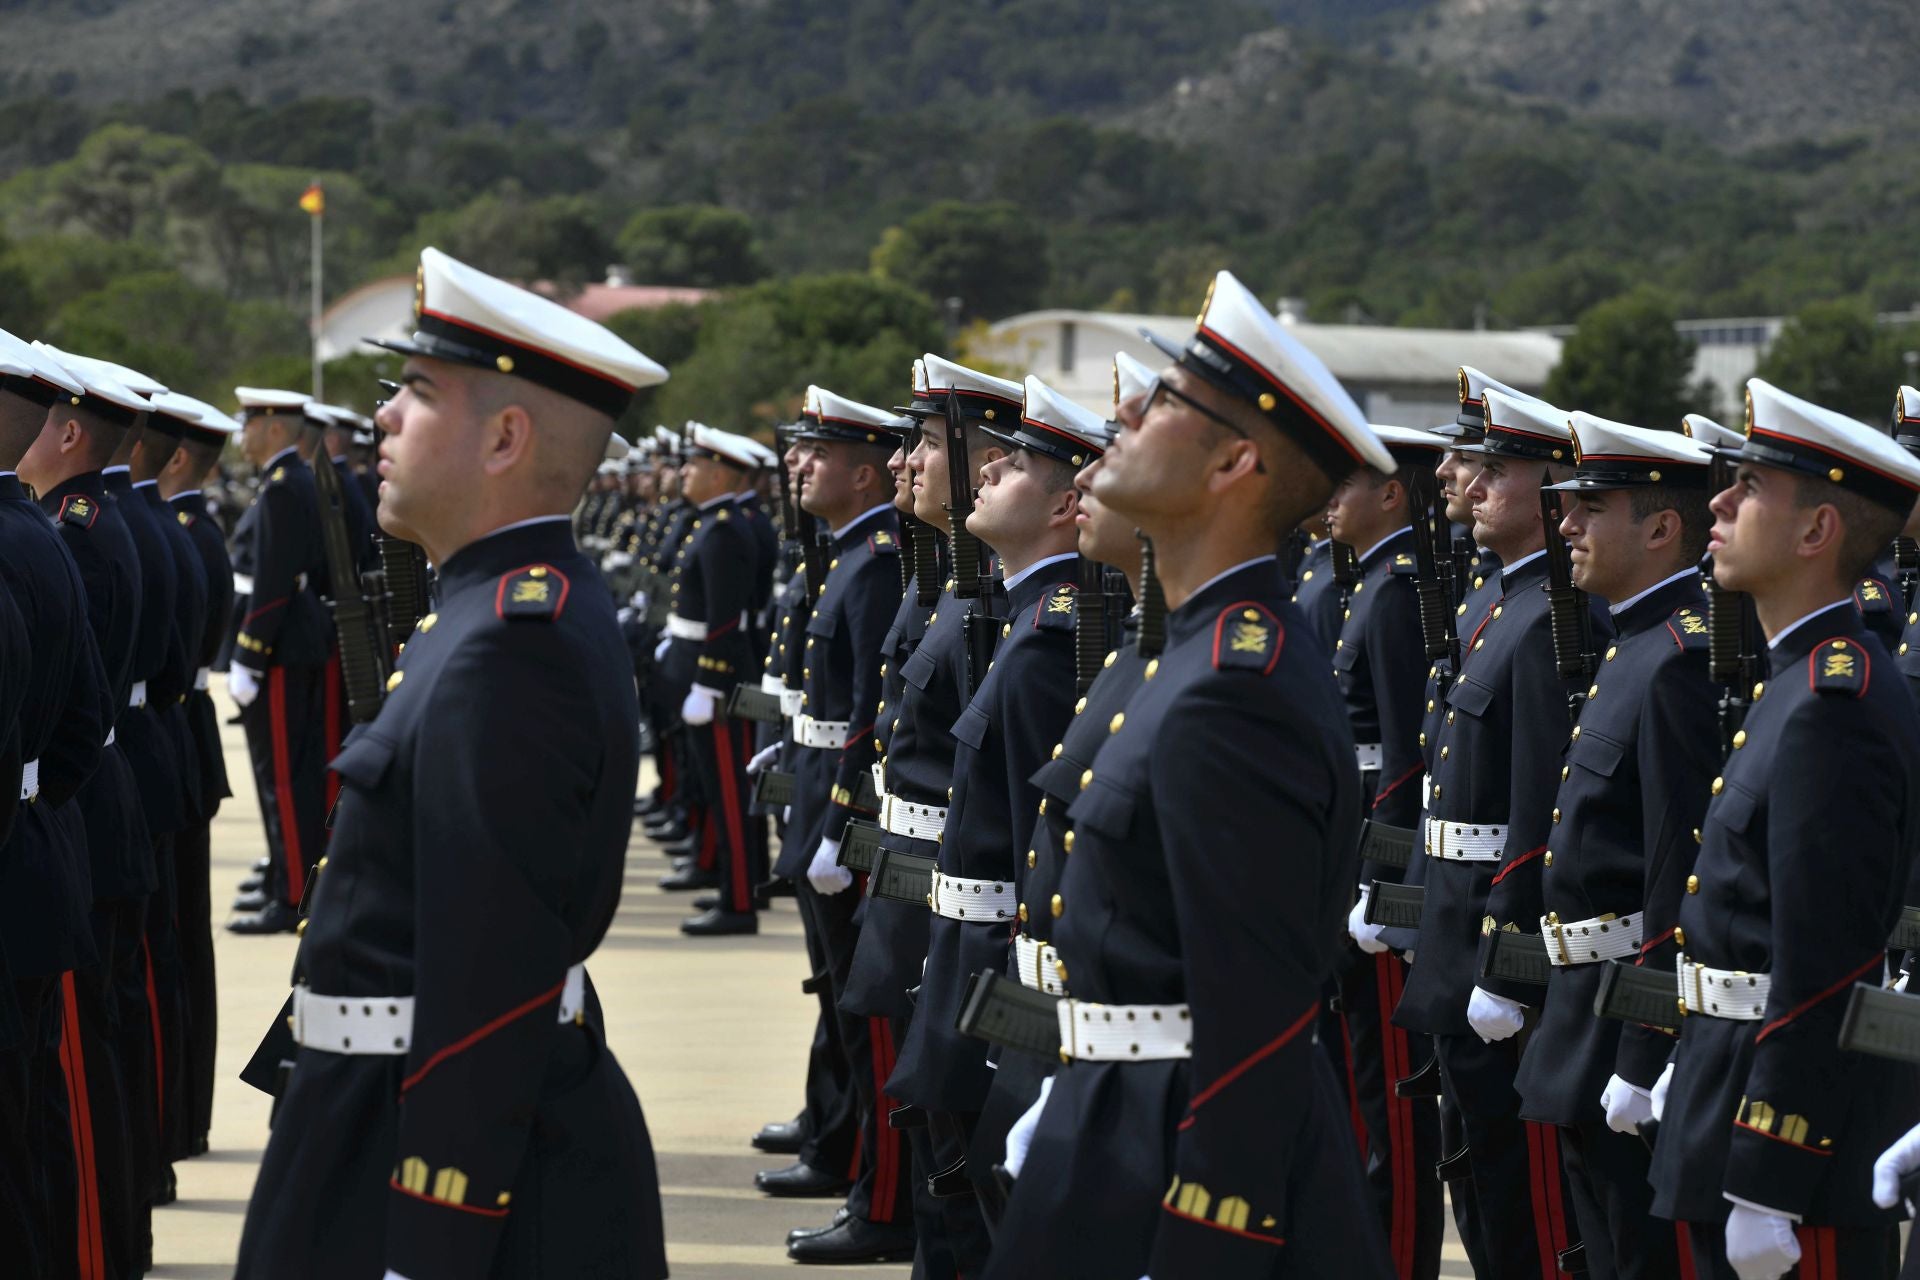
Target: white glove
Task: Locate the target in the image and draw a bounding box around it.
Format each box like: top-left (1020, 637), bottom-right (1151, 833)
top-left (616, 606), bottom-right (634, 625)
top-left (681, 684), bottom-right (719, 726)
top-left (1895, 968), bottom-right (1911, 994)
top-left (1873, 1120), bottom-right (1920, 1209)
top-left (1466, 986), bottom-right (1526, 1042)
top-left (629, 589), bottom-right (649, 613)
top-left (228, 663), bottom-right (261, 708)
top-left (1348, 887), bottom-right (1388, 954)
top-left (807, 837), bottom-right (852, 895)
top-left (1003, 1075), bottom-right (1054, 1180)
top-left (747, 743), bottom-right (781, 776)
top-left (1723, 1203), bottom-right (1800, 1280)
top-left (1599, 1073), bottom-right (1655, 1135)
top-left (1650, 1060), bottom-right (1675, 1123)
top-left (603, 551), bottom-right (633, 571)
top-left (653, 636), bottom-right (671, 662)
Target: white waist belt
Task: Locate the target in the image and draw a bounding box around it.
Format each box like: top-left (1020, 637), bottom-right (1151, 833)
top-left (794, 715), bottom-right (850, 750)
top-left (781, 688), bottom-right (805, 718)
top-left (1057, 998), bottom-right (1192, 1062)
top-left (1542, 910), bottom-right (1644, 966)
top-left (20, 758), bottom-right (39, 803)
top-left (665, 614), bottom-right (708, 641)
top-left (872, 763), bottom-right (886, 795)
top-left (1013, 934), bottom-right (1067, 995)
top-left (1355, 742), bottom-right (1383, 772)
top-left (194, 667), bottom-right (211, 691)
top-left (233, 572), bottom-right (255, 595)
top-left (929, 870), bottom-right (1017, 921)
top-left (1421, 772), bottom-right (1433, 807)
top-left (880, 792), bottom-right (947, 841)
top-left (759, 673), bottom-right (786, 697)
top-left (291, 963), bottom-right (587, 1055)
top-left (128, 680), bottom-right (148, 709)
top-left (1424, 817), bottom-right (1508, 862)
top-left (1677, 955), bottom-right (1771, 1021)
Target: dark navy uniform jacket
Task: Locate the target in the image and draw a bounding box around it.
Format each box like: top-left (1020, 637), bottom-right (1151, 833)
top-left (842, 569), bottom-right (997, 1020)
top-left (1291, 536), bottom-right (1343, 649)
top-left (0, 473), bottom-right (106, 975)
top-left (1854, 553), bottom-right (1903, 652)
top-left (0, 582), bottom-right (27, 864)
top-left (1514, 574), bottom-right (1719, 1125)
top-left (753, 556), bottom-right (810, 794)
top-left (734, 493), bottom-right (779, 660)
top-left (660, 496), bottom-right (755, 701)
top-left (108, 468), bottom-right (189, 840)
top-left (172, 490), bottom-right (234, 818)
top-left (778, 507), bottom-right (899, 877)
top-left (1334, 529), bottom-right (1429, 852)
top-left (995, 559), bottom-right (1391, 1280)
top-left (1395, 551), bottom-right (1612, 1031)
top-left (889, 558), bottom-right (1078, 1112)
top-left (142, 478), bottom-right (208, 825)
top-left (237, 519), bottom-right (663, 1280)
top-left (332, 454), bottom-right (377, 570)
top-left (234, 448), bottom-right (331, 670)
top-left (1650, 605), bottom-right (1920, 1227)
top-left (43, 470), bottom-right (154, 898)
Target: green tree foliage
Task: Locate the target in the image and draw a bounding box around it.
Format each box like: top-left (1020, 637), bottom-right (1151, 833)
top-left (615, 206), bottom-right (769, 287)
top-left (1754, 301), bottom-right (1920, 424)
top-left (1545, 288), bottom-right (1706, 426)
top-left (45, 270), bottom-right (305, 393)
top-left (397, 188), bottom-right (613, 286)
top-left (870, 201), bottom-right (1048, 321)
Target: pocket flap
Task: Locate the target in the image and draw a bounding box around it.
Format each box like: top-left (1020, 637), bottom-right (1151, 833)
top-left (1567, 726), bottom-right (1625, 778)
top-left (1445, 674), bottom-right (1495, 718)
top-left (329, 731), bottom-right (397, 789)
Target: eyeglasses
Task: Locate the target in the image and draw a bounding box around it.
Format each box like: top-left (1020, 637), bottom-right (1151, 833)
top-left (1138, 376), bottom-right (1267, 473)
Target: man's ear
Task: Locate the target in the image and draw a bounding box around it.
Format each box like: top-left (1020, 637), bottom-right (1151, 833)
top-left (1048, 483), bottom-right (1082, 528)
top-left (481, 402), bottom-right (535, 476)
top-left (1798, 502), bottom-right (1845, 562)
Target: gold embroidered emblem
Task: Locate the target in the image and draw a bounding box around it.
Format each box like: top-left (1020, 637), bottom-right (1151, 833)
top-left (1046, 590), bottom-right (1074, 614)
top-left (512, 579), bottom-right (551, 605)
top-left (873, 531), bottom-right (893, 546)
top-left (270, 467), bottom-right (286, 483)
top-left (1862, 582), bottom-right (1884, 601)
top-left (413, 262), bottom-right (425, 321)
top-left (1230, 621), bottom-right (1269, 653)
top-left (70, 498), bottom-right (91, 518)
top-left (176, 510), bottom-right (191, 526)
top-left (1823, 651), bottom-right (1856, 680)
top-left (1681, 613), bottom-right (1708, 635)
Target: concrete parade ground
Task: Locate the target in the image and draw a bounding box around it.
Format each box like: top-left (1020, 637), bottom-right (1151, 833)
top-left (148, 679), bottom-right (1474, 1278)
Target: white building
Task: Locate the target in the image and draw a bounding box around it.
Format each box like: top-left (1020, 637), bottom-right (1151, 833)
top-left (976, 308), bottom-right (1563, 427)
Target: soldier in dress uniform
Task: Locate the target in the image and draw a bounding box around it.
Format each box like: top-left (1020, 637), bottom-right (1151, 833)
top-left (884, 374), bottom-right (1109, 1248)
top-left (0, 331), bottom-right (109, 1279)
top-left (1510, 416), bottom-right (1723, 1279)
top-left (664, 424), bottom-right (771, 936)
top-left (151, 391), bottom-right (240, 1160)
top-left (1887, 388), bottom-right (1920, 701)
top-left (1329, 423), bottom-right (1450, 1280)
top-left (226, 387), bottom-right (331, 935)
top-left (18, 346), bottom-right (158, 1279)
top-left (772, 389), bottom-right (916, 1264)
top-left (990, 270), bottom-right (1397, 1278)
top-left (839, 353), bottom-right (1016, 1279)
top-left (638, 428), bottom-right (698, 839)
top-left (1647, 379), bottom-right (1920, 1280)
top-left (235, 245), bottom-right (671, 1280)
top-left (1394, 388), bottom-right (1604, 1280)
top-left (1291, 513), bottom-right (1343, 645)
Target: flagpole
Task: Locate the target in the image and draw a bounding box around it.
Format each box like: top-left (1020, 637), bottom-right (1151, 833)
top-left (310, 196), bottom-right (324, 399)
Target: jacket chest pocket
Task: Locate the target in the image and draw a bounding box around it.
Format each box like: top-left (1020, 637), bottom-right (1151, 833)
top-left (900, 645), bottom-right (937, 692)
top-left (1565, 725), bottom-right (1625, 779)
top-left (330, 730), bottom-right (398, 793)
top-left (1331, 640), bottom-right (1361, 674)
top-left (951, 703), bottom-right (991, 752)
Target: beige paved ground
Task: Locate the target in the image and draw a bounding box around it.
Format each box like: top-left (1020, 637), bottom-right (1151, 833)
top-left (149, 681), bottom-right (908, 1279)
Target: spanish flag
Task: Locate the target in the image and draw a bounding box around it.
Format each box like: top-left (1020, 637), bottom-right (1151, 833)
top-left (298, 183), bottom-right (325, 216)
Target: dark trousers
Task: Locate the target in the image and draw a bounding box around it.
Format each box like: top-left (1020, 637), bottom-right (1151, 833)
top-left (791, 882), bottom-right (859, 1186)
top-left (1, 976), bottom-right (60, 1280)
top-left (172, 822), bottom-right (217, 1148)
top-left (1559, 1119), bottom-right (1682, 1280)
top-left (794, 881), bottom-right (910, 1225)
top-left (1687, 1219), bottom-right (1898, 1280)
top-left (1338, 949), bottom-right (1444, 1280)
top-left (687, 716), bottom-right (764, 914)
top-left (1434, 1030), bottom-right (1578, 1280)
top-left (912, 1108), bottom-right (990, 1277)
top-left (240, 664), bottom-right (327, 908)
top-left (143, 842), bottom-right (189, 1165)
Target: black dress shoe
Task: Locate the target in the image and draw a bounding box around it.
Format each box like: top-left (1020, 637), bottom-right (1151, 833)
top-left (153, 1164), bottom-right (177, 1206)
top-left (226, 900), bottom-right (299, 935)
top-left (643, 816), bottom-right (687, 838)
top-left (236, 873), bottom-right (265, 895)
top-left (787, 1215), bottom-right (916, 1264)
top-left (660, 835), bottom-right (698, 859)
top-left (754, 1161), bottom-right (850, 1198)
top-left (633, 794), bottom-right (664, 817)
top-left (681, 908), bottom-right (757, 937)
top-left (659, 868), bottom-right (719, 892)
top-left (231, 887), bottom-right (270, 912)
top-left (785, 1205), bottom-right (850, 1246)
top-left (761, 877), bottom-right (797, 899)
top-left (697, 891), bottom-right (769, 911)
top-left (753, 1119), bottom-right (805, 1154)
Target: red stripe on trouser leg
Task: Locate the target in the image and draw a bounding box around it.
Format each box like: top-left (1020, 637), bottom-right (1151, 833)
top-left (268, 668), bottom-right (305, 902)
top-left (1675, 1223), bottom-right (1697, 1280)
top-left (1337, 1007), bottom-right (1366, 1154)
top-left (661, 750), bottom-right (677, 803)
top-left (870, 1017), bottom-right (900, 1222)
top-left (712, 720), bottom-right (751, 910)
top-left (141, 937), bottom-right (164, 1126)
top-left (1379, 954), bottom-right (1415, 1279)
top-left (693, 803), bottom-right (716, 872)
top-left (57, 973), bottom-right (104, 1280)
top-left (1528, 1121), bottom-right (1571, 1274)
top-left (324, 652), bottom-right (343, 816)
top-left (1524, 1122), bottom-right (1556, 1280)
top-left (1795, 1227), bottom-right (1836, 1279)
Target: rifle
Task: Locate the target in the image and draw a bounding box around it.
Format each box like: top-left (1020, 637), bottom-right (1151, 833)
top-left (1137, 535), bottom-right (1167, 658)
top-left (1074, 554), bottom-right (1109, 696)
top-left (1539, 488), bottom-right (1598, 722)
top-left (1705, 453), bottom-right (1763, 755)
top-left (311, 449), bottom-right (388, 724)
top-left (1281, 526), bottom-right (1310, 585)
top-left (1449, 536), bottom-right (1473, 610)
top-left (1896, 537), bottom-right (1919, 618)
top-left (941, 390), bottom-right (992, 601)
top-left (1331, 539), bottom-right (1360, 620)
top-left (1406, 467), bottom-right (1460, 687)
top-left (772, 424), bottom-right (802, 546)
top-left (377, 535), bottom-right (430, 653)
